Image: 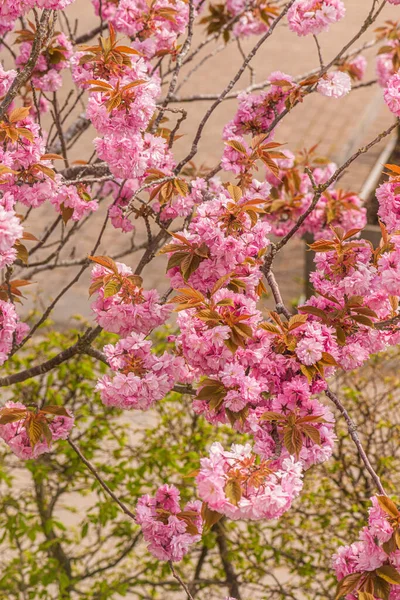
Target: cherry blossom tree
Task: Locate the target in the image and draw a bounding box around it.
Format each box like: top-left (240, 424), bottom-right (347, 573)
top-left (1, 0), bottom-right (400, 598)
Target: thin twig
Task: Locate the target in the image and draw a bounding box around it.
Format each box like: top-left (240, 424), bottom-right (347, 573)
top-left (68, 439), bottom-right (137, 520)
top-left (174, 0), bottom-right (296, 174)
top-left (325, 387), bottom-right (386, 495)
top-left (169, 562), bottom-right (195, 600)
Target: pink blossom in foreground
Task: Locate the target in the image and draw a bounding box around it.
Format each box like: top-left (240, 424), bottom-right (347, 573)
top-left (90, 261), bottom-right (171, 337)
top-left (317, 72), bottom-right (351, 98)
top-left (51, 184), bottom-right (98, 222)
top-left (197, 442), bottom-right (303, 520)
top-left (0, 205), bottom-right (23, 268)
top-left (0, 401), bottom-right (74, 460)
top-left (96, 333), bottom-right (189, 410)
top-left (0, 301), bottom-right (29, 366)
top-left (333, 496), bottom-right (400, 599)
top-left (384, 72), bottom-right (400, 116)
top-left (135, 484), bottom-right (202, 561)
top-left (377, 179), bottom-right (400, 233)
top-left (287, 0), bottom-right (345, 36)
top-left (0, 64), bottom-right (16, 97)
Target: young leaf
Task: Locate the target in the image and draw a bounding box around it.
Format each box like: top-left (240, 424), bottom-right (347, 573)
top-left (335, 572), bottom-right (363, 600)
top-left (28, 417), bottom-right (43, 449)
top-left (88, 255), bottom-right (119, 274)
top-left (201, 503), bottom-right (223, 531)
top-left (376, 565), bottom-right (400, 585)
top-left (103, 279), bottom-right (122, 298)
top-left (41, 405), bottom-right (70, 417)
top-left (376, 495), bottom-right (399, 519)
top-left (225, 478), bottom-right (242, 506)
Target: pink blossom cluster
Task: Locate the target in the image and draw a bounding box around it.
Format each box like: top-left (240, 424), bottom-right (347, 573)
top-left (51, 184), bottom-right (99, 222)
top-left (0, 204), bottom-right (23, 269)
top-left (303, 229), bottom-right (400, 371)
top-left (377, 177), bottom-right (400, 233)
top-left (175, 288), bottom-right (263, 375)
top-left (0, 401), bottom-right (74, 460)
top-left (224, 0), bottom-right (275, 38)
top-left (0, 301), bottom-right (29, 365)
top-left (187, 311), bottom-right (337, 468)
top-left (0, 106), bottom-right (98, 221)
top-left (384, 72), bottom-right (400, 117)
top-left (94, 131), bottom-right (173, 181)
top-left (91, 0), bottom-right (197, 58)
top-left (84, 61), bottom-right (160, 135)
top-left (165, 187), bottom-right (271, 296)
top-left (78, 41), bottom-right (175, 223)
top-left (196, 442), bottom-right (303, 520)
top-left (16, 32), bottom-right (73, 93)
top-left (287, 0), bottom-right (345, 36)
top-left (249, 379), bottom-right (336, 469)
top-left (333, 496), bottom-right (400, 599)
top-left (96, 333), bottom-right (189, 410)
top-left (0, 0), bottom-right (75, 34)
top-left (135, 484), bottom-right (203, 561)
top-left (261, 150), bottom-right (366, 239)
top-left (222, 72), bottom-right (294, 146)
top-left (90, 261), bottom-right (171, 336)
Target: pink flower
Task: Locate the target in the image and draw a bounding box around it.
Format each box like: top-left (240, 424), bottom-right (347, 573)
top-left (0, 301), bottom-right (29, 365)
top-left (385, 72), bottom-right (400, 116)
top-left (0, 205), bottom-right (23, 267)
top-left (317, 72), bottom-right (351, 98)
top-left (377, 180), bottom-right (400, 232)
top-left (295, 337), bottom-right (323, 365)
top-left (0, 64), bottom-right (16, 97)
top-left (197, 442), bottom-right (303, 521)
top-left (90, 261), bottom-right (171, 337)
top-left (96, 333), bottom-right (188, 410)
top-left (0, 401), bottom-right (74, 460)
top-left (136, 485), bottom-right (202, 561)
top-left (288, 0), bottom-right (345, 36)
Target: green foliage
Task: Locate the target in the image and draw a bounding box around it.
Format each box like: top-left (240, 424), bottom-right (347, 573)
top-left (0, 326), bottom-right (400, 599)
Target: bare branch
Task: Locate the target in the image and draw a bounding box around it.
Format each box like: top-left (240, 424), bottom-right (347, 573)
top-left (325, 387), bottom-right (386, 495)
top-left (68, 439), bottom-right (137, 520)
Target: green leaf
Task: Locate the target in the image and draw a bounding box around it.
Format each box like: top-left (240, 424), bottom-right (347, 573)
top-left (103, 278), bottom-right (122, 298)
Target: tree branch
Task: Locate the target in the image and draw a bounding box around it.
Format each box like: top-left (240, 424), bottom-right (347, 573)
top-left (0, 10), bottom-right (52, 120)
top-left (68, 439), bottom-right (137, 520)
top-left (325, 387), bottom-right (386, 495)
